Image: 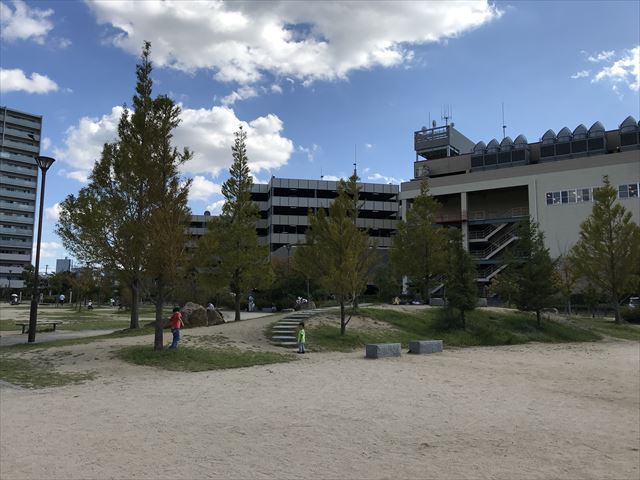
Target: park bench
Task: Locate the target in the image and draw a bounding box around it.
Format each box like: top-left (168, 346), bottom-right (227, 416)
top-left (15, 320), bottom-right (63, 334)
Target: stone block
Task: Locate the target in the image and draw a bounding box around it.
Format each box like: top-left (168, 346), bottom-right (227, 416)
top-left (365, 343), bottom-right (401, 359)
top-left (429, 298), bottom-right (445, 306)
top-left (409, 340), bottom-right (443, 354)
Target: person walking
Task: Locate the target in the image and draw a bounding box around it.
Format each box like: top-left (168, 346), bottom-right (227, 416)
top-left (297, 322), bottom-right (306, 354)
top-left (169, 307), bottom-right (184, 350)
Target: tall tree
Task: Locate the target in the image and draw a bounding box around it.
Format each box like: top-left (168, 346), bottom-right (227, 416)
top-left (199, 126), bottom-right (272, 322)
top-left (511, 219), bottom-right (557, 327)
top-left (390, 180), bottom-right (446, 303)
top-left (444, 228), bottom-right (478, 330)
top-left (298, 174), bottom-right (375, 334)
top-left (570, 175), bottom-right (640, 323)
top-left (57, 42), bottom-right (190, 330)
top-left (144, 94), bottom-right (192, 350)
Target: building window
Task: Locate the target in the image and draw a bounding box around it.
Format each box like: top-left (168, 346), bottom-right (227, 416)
top-left (619, 183), bottom-right (639, 199)
top-left (561, 191), bottom-right (569, 204)
top-left (546, 187), bottom-right (595, 206)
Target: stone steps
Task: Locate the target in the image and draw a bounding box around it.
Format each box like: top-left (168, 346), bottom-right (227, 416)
top-left (270, 310), bottom-right (318, 348)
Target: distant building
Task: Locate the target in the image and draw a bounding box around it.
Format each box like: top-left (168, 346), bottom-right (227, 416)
top-left (401, 116), bottom-right (640, 295)
top-left (0, 107), bottom-right (42, 289)
top-left (188, 177), bottom-right (400, 258)
top-left (56, 258), bottom-right (72, 274)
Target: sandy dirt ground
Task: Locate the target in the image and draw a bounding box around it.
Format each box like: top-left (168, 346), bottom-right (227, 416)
top-left (1, 309), bottom-right (639, 480)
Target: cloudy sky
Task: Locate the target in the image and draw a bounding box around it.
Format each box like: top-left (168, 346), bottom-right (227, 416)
top-left (1, 0), bottom-right (639, 271)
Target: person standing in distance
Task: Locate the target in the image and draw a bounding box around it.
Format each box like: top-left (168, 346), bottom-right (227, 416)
top-left (297, 322), bottom-right (306, 354)
top-left (169, 307), bottom-right (184, 349)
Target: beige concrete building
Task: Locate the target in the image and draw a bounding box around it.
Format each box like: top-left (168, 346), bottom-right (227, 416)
top-left (401, 117), bottom-right (640, 290)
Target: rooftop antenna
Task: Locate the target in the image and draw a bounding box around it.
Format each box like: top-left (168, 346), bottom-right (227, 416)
top-left (441, 104), bottom-right (452, 127)
top-left (320, 167), bottom-right (323, 180)
top-left (501, 102), bottom-right (507, 139)
top-left (353, 144), bottom-right (358, 177)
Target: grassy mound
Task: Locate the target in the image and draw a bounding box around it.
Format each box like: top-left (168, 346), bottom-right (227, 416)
top-left (308, 307), bottom-right (602, 352)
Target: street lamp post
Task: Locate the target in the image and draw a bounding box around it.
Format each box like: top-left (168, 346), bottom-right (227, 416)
top-left (27, 156), bottom-right (56, 343)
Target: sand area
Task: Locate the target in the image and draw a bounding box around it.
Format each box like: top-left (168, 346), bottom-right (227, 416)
top-left (1, 307), bottom-right (639, 479)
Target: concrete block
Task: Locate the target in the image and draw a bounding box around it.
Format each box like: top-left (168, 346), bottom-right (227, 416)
top-left (409, 340), bottom-right (443, 354)
top-left (429, 298), bottom-right (445, 306)
top-left (366, 343), bottom-right (401, 359)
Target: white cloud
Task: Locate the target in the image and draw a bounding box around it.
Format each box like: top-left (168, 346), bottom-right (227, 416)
top-left (571, 70), bottom-right (590, 79)
top-left (298, 144), bottom-right (319, 162)
top-left (592, 46), bottom-right (640, 92)
top-left (87, 1), bottom-right (501, 86)
top-left (189, 175), bottom-right (221, 202)
top-left (587, 50), bottom-right (615, 63)
top-left (205, 199), bottom-right (225, 215)
top-left (365, 143), bottom-right (373, 149)
top-left (0, 0), bottom-right (53, 43)
top-left (41, 137), bottom-right (52, 151)
top-left (54, 105), bottom-right (294, 182)
top-left (53, 106), bottom-right (124, 179)
top-left (367, 173), bottom-right (402, 184)
top-left (34, 241), bottom-right (63, 261)
top-left (45, 202), bottom-right (61, 221)
top-left (271, 84), bottom-right (283, 94)
top-left (221, 86), bottom-right (258, 106)
top-left (0, 68), bottom-right (58, 93)
top-left (321, 175), bottom-right (342, 181)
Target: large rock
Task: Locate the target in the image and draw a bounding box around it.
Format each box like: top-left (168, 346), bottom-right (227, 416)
top-left (295, 300), bottom-right (316, 311)
top-left (206, 308), bottom-right (226, 325)
top-left (181, 302), bottom-right (208, 328)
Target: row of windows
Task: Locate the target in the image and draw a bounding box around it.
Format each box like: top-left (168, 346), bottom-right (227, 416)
top-left (546, 188), bottom-right (593, 205)
top-left (546, 182), bottom-right (639, 205)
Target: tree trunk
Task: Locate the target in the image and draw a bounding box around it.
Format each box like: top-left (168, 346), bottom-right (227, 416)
top-left (234, 292), bottom-right (241, 322)
top-left (130, 278), bottom-right (140, 329)
top-left (154, 280), bottom-right (164, 351)
top-left (461, 309), bottom-right (466, 330)
top-left (536, 309), bottom-right (541, 328)
top-left (340, 299), bottom-right (346, 335)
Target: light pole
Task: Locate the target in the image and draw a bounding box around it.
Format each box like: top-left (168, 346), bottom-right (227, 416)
top-left (27, 156), bottom-right (56, 343)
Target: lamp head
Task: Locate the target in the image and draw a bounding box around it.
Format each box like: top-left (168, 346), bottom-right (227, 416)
top-left (35, 156), bottom-right (55, 172)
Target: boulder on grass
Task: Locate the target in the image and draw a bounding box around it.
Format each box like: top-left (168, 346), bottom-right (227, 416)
top-left (181, 302), bottom-right (208, 328)
top-left (295, 300), bottom-right (316, 311)
top-left (206, 308), bottom-right (226, 325)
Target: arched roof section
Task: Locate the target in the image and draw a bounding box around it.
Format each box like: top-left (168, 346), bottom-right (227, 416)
top-left (514, 134), bottom-right (528, 148)
top-left (542, 129), bottom-right (556, 144)
top-left (500, 136), bottom-right (513, 151)
top-left (473, 141), bottom-right (486, 154)
top-left (573, 124), bottom-right (588, 139)
top-left (588, 121), bottom-right (605, 137)
top-left (620, 116), bottom-right (638, 133)
top-left (486, 138), bottom-right (500, 152)
top-left (557, 127), bottom-right (572, 142)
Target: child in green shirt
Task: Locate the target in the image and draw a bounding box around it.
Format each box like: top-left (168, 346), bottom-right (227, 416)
top-left (297, 322), bottom-right (306, 354)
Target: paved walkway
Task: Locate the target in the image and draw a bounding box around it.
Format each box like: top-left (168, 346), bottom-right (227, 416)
top-left (0, 329), bottom-right (118, 347)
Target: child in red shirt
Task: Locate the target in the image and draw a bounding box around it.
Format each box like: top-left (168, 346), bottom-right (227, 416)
top-left (169, 307), bottom-right (184, 349)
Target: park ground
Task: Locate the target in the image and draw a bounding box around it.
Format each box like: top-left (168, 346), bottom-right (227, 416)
top-left (0, 303), bottom-right (639, 479)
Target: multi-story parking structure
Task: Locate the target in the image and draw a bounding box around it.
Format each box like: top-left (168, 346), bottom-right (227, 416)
top-left (401, 117), bottom-right (640, 295)
top-left (0, 107), bottom-right (42, 289)
top-left (250, 177), bottom-right (399, 256)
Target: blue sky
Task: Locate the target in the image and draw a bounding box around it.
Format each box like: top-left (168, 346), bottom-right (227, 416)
top-left (1, 0), bottom-right (639, 271)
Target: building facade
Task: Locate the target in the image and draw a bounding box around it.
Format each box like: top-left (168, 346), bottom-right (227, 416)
top-left (0, 107), bottom-right (42, 289)
top-left (250, 177), bottom-right (399, 257)
top-left (401, 117), bottom-right (640, 293)
top-left (189, 178), bottom-right (400, 258)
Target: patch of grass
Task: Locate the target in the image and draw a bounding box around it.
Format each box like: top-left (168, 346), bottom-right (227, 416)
top-left (567, 316), bottom-right (640, 341)
top-left (1, 327), bottom-right (156, 352)
top-left (0, 357), bottom-right (94, 389)
top-left (308, 307), bottom-right (602, 352)
top-left (117, 345), bottom-right (294, 371)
